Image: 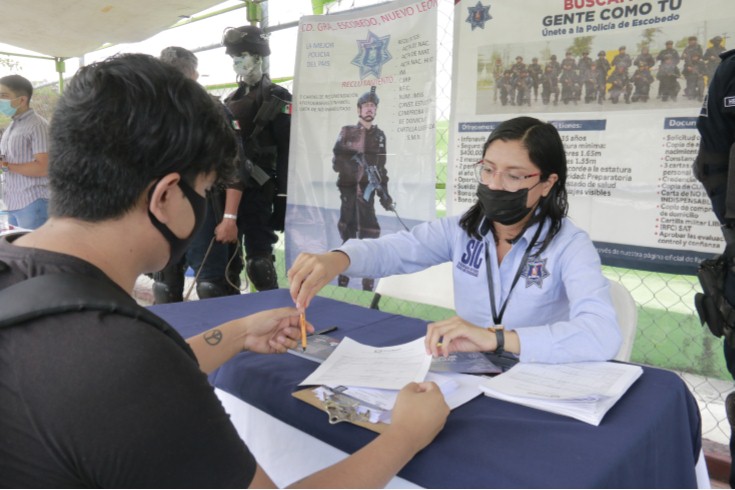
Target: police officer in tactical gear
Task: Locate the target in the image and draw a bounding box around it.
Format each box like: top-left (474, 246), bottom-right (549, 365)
top-left (332, 87), bottom-right (392, 292)
top-left (693, 47), bottom-right (735, 488)
top-left (221, 25), bottom-right (292, 291)
top-left (705, 36), bottom-right (726, 83)
top-left (152, 46), bottom-right (243, 303)
top-left (656, 41), bottom-right (680, 99)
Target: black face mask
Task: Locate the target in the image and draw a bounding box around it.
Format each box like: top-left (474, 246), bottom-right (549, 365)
top-left (148, 179), bottom-right (206, 267)
top-left (476, 183), bottom-right (538, 226)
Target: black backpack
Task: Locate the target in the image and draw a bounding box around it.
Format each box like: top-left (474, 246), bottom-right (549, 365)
top-left (0, 269), bottom-right (196, 361)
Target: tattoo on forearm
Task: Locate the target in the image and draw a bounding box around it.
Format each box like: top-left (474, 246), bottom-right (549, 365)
top-left (204, 329), bottom-right (223, 346)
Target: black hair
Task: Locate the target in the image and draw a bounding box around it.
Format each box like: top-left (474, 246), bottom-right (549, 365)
top-left (459, 116), bottom-right (569, 254)
top-left (48, 53), bottom-right (237, 221)
top-left (0, 74), bottom-right (33, 101)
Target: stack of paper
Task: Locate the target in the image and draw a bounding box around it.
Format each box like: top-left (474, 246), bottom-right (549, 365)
top-left (299, 337), bottom-right (432, 390)
top-left (478, 362), bottom-right (643, 426)
top-left (298, 336), bottom-right (483, 424)
top-left (289, 334), bottom-right (502, 374)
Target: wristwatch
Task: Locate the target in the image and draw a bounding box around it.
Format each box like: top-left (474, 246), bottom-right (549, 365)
top-left (223, 213), bottom-right (237, 220)
top-left (487, 326), bottom-right (505, 356)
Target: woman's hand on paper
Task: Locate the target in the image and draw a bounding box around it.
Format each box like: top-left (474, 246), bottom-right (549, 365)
top-left (425, 316), bottom-right (495, 357)
top-left (287, 251), bottom-right (350, 310)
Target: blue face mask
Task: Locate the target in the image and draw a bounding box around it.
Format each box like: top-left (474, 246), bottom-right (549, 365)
top-left (0, 98), bottom-right (18, 117)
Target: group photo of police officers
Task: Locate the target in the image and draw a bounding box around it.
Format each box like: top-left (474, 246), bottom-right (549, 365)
top-left (476, 34), bottom-right (726, 114)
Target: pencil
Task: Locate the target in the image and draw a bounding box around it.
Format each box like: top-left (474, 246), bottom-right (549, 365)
top-left (300, 312), bottom-right (307, 352)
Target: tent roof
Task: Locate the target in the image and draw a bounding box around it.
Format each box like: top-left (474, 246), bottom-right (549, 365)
top-left (1, 0), bottom-right (230, 58)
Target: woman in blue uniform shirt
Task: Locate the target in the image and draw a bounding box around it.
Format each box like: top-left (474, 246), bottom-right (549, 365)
top-left (288, 116), bottom-right (621, 364)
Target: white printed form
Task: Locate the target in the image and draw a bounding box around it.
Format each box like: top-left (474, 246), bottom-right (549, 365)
top-left (298, 337), bottom-right (432, 390)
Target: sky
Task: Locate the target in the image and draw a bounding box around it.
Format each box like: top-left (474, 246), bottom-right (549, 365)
top-left (0, 0), bottom-right (388, 88)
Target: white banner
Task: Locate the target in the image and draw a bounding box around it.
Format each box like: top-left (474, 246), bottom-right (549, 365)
top-left (285, 0), bottom-right (439, 283)
top-left (448, 0), bottom-right (733, 273)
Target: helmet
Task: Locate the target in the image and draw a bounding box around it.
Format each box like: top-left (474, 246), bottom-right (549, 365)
top-left (222, 25), bottom-right (270, 57)
top-left (712, 36), bottom-right (723, 44)
top-left (357, 86), bottom-right (379, 107)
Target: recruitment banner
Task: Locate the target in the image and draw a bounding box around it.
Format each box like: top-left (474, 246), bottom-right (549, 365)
top-left (285, 0), bottom-right (439, 287)
top-left (448, 0), bottom-right (733, 274)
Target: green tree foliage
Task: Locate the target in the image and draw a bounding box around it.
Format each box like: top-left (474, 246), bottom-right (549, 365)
top-left (0, 56), bottom-right (20, 71)
top-left (567, 36), bottom-right (593, 57)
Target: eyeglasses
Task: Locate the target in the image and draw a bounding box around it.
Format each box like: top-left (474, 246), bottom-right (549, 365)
top-left (474, 161), bottom-right (540, 192)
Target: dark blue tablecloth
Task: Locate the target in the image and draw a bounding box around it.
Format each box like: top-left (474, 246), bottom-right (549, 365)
top-left (150, 289), bottom-right (702, 489)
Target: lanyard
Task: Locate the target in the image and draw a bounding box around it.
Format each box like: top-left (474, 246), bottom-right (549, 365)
top-left (484, 224), bottom-right (543, 325)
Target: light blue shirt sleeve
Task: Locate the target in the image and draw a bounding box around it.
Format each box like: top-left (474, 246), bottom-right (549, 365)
top-left (338, 217), bottom-right (456, 277)
top-left (337, 216), bottom-right (622, 364)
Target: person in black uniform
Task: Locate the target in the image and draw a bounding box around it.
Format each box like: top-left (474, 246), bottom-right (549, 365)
top-left (332, 87), bottom-right (392, 291)
top-left (607, 64), bottom-right (631, 104)
top-left (595, 50), bottom-right (611, 104)
top-left (541, 64), bottom-right (559, 106)
top-left (704, 36), bottom-right (726, 84)
top-left (657, 40), bottom-right (680, 99)
top-left (221, 25), bottom-right (292, 291)
top-left (611, 46), bottom-right (632, 76)
top-left (514, 68), bottom-right (533, 106)
top-left (692, 47), bottom-right (735, 489)
top-left (499, 69), bottom-right (515, 106)
top-left (559, 63), bottom-right (580, 105)
top-left (634, 45), bottom-right (655, 71)
top-left (152, 46), bottom-right (243, 303)
top-left (681, 35), bottom-right (703, 65)
top-left (577, 51), bottom-right (593, 102)
top-left (527, 57), bottom-right (543, 102)
top-left (630, 61), bottom-right (654, 103)
top-left (657, 54), bottom-right (681, 102)
top-left (683, 52), bottom-right (706, 101)
top-left (491, 58), bottom-right (505, 103)
top-left (657, 40), bottom-right (681, 66)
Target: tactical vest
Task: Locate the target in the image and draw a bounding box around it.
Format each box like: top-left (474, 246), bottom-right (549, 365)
top-left (225, 76), bottom-right (284, 180)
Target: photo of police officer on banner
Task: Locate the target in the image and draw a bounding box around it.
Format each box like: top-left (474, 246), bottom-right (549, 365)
top-left (331, 87), bottom-right (394, 292)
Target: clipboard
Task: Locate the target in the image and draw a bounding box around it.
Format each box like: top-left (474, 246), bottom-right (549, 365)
top-left (292, 387), bottom-right (388, 434)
